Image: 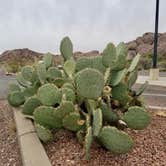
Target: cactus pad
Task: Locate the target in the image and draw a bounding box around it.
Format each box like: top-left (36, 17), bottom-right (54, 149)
top-left (122, 106), bottom-right (150, 130)
top-left (60, 36), bottom-right (73, 60)
top-left (62, 88), bottom-right (75, 102)
top-left (84, 126), bottom-right (93, 160)
top-left (127, 70), bottom-right (138, 89)
top-left (37, 83), bottom-right (59, 106)
top-left (98, 126), bottom-right (134, 154)
top-left (109, 69), bottom-right (127, 86)
top-left (92, 108), bottom-right (102, 136)
top-left (16, 72), bottom-right (31, 87)
top-left (9, 83), bottom-right (21, 92)
top-left (75, 68), bottom-right (104, 99)
top-left (35, 123), bottom-right (53, 143)
top-left (102, 43), bottom-right (117, 68)
top-left (136, 81), bottom-right (148, 96)
top-left (47, 67), bottom-right (62, 80)
top-left (21, 66), bottom-right (34, 82)
top-left (63, 112), bottom-right (84, 131)
top-left (43, 53), bottom-right (53, 68)
top-left (34, 106), bottom-right (62, 129)
top-left (8, 91), bottom-right (25, 107)
top-left (22, 96), bottom-right (41, 115)
top-left (128, 54), bottom-right (141, 72)
top-left (64, 59), bottom-right (76, 78)
top-left (36, 62), bottom-right (47, 84)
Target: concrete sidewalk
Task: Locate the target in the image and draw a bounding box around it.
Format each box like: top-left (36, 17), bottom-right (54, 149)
top-left (136, 76), bottom-right (166, 87)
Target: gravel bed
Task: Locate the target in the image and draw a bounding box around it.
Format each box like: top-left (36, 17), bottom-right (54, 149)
top-left (0, 100), bottom-right (22, 166)
top-left (44, 110), bottom-right (166, 166)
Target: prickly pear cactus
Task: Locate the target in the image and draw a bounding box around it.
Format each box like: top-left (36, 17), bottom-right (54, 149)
top-left (7, 36), bottom-right (150, 160)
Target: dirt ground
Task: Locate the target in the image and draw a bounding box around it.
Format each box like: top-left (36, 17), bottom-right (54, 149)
top-left (44, 110), bottom-right (166, 166)
top-left (0, 100), bottom-right (22, 166)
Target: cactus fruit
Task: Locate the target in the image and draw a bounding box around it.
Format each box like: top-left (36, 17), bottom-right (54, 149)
top-left (43, 53), bottom-right (53, 68)
top-left (47, 67), bottom-right (62, 80)
top-left (35, 123), bottom-right (53, 143)
top-left (60, 36), bottom-right (73, 60)
top-left (92, 108), bottom-right (102, 136)
top-left (34, 106), bottom-right (62, 129)
top-left (22, 96), bottom-right (41, 115)
top-left (63, 59), bottom-right (76, 78)
top-left (109, 69), bottom-right (127, 86)
top-left (8, 91), bottom-right (25, 107)
top-left (37, 83), bottom-right (59, 106)
top-left (128, 54), bottom-right (141, 72)
top-left (36, 62), bottom-right (47, 84)
top-left (98, 126), bottom-right (134, 154)
top-left (84, 126), bottom-right (93, 160)
top-left (75, 68), bottom-right (104, 99)
top-left (9, 83), bottom-right (21, 92)
top-left (63, 112), bottom-right (84, 131)
top-left (100, 102), bottom-right (119, 123)
top-left (122, 106), bottom-right (150, 130)
top-left (21, 66), bottom-right (34, 82)
top-left (102, 43), bottom-right (117, 68)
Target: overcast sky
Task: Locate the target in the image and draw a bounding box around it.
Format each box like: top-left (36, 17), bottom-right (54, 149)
top-left (0, 0), bottom-right (165, 54)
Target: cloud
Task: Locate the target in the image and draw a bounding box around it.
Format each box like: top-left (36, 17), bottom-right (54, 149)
top-left (0, 0), bottom-right (165, 53)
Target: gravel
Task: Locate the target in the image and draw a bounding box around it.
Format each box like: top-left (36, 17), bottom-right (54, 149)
top-left (0, 100), bottom-right (22, 166)
top-left (44, 110), bottom-right (166, 166)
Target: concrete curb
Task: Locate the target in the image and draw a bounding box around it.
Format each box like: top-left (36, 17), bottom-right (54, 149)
top-left (13, 108), bottom-right (52, 166)
top-left (146, 105), bottom-right (166, 111)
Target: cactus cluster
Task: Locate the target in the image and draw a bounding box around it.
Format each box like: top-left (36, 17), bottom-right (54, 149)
top-left (8, 37), bottom-right (150, 159)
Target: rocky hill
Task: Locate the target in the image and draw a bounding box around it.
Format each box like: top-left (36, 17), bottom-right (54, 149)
top-left (0, 32), bottom-right (165, 73)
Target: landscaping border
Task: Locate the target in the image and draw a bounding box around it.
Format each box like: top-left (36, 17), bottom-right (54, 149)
top-left (13, 108), bottom-right (52, 166)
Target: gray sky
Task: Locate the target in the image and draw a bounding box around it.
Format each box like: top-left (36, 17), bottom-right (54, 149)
top-left (0, 0), bottom-right (165, 54)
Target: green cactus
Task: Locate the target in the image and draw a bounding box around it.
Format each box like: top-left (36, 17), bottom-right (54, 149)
top-left (63, 112), bottom-right (84, 131)
top-left (23, 85), bottom-right (38, 98)
top-left (62, 88), bottom-right (75, 102)
top-left (128, 54), bottom-right (141, 72)
top-left (62, 82), bottom-right (75, 90)
top-left (43, 53), bottom-right (53, 69)
top-left (53, 77), bottom-right (67, 87)
top-left (36, 62), bottom-right (47, 84)
top-left (21, 66), bottom-right (34, 82)
top-left (109, 68), bottom-right (127, 86)
top-left (136, 81), bottom-right (148, 96)
top-left (92, 108), bottom-right (102, 136)
top-left (122, 106), bottom-right (150, 130)
top-left (37, 83), bottom-right (59, 106)
top-left (75, 68), bottom-right (104, 99)
top-left (34, 106), bottom-right (62, 129)
top-left (9, 83), bottom-right (21, 92)
top-left (100, 102), bottom-right (119, 123)
top-left (112, 82), bottom-right (130, 105)
top-left (102, 43), bottom-right (117, 68)
top-left (113, 42), bottom-right (127, 71)
top-left (60, 36), bottom-right (73, 60)
top-left (47, 67), bottom-right (62, 80)
top-left (16, 72), bottom-right (31, 87)
top-left (98, 126), bottom-right (134, 154)
top-left (8, 91), bottom-right (25, 107)
top-left (84, 126), bottom-right (93, 160)
top-left (22, 96), bottom-right (41, 115)
top-left (127, 70), bottom-right (138, 89)
top-left (63, 59), bottom-right (76, 78)
top-left (35, 123), bottom-right (53, 143)
top-left (76, 57), bottom-right (106, 73)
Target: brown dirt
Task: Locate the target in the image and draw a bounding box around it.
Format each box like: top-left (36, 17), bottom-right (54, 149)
top-left (44, 110), bottom-right (166, 166)
top-left (0, 100), bottom-right (22, 166)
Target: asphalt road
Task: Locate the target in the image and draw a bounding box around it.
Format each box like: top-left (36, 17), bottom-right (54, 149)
top-left (0, 75), bottom-right (165, 107)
